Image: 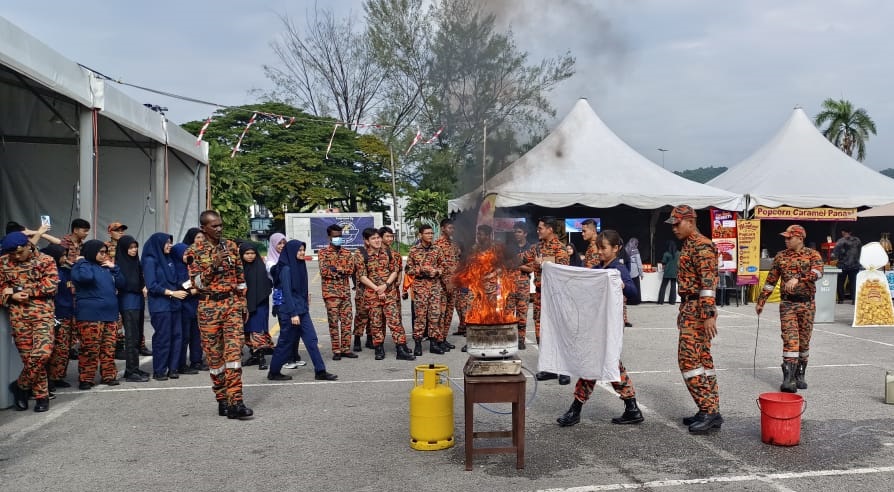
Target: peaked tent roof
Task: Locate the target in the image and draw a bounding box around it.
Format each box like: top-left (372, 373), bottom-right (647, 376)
top-left (448, 99), bottom-right (744, 212)
top-left (708, 108), bottom-right (894, 209)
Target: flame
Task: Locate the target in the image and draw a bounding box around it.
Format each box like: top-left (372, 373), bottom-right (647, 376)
top-left (453, 245), bottom-right (517, 325)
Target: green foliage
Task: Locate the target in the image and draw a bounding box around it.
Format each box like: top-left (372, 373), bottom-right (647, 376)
top-left (203, 141), bottom-right (253, 239)
top-left (404, 189), bottom-right (448, 225)
top-left (814, 98), bottom-right (877, 161)
top-left (674, 166), bottom-right (728, 184)
top-left (183, 102), bottom-right (392, 231)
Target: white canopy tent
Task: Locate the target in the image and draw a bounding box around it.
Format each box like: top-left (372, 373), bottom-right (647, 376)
top-left (448, 99), bottom-right (745, 213)
top-left (708, 108), bottom-right (894, 209)
top-left (0, 16), bottom-right (209, 245)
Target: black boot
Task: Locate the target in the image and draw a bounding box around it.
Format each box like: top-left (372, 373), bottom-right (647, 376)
top-left (258, 353), bottom-right (268, 371)
top-left (442, 340), bottom-right (455, 350)
top-left (535, 371), bottom-right (557, 381)
top-left (557, 399), bottom-right (583, 427)
top-left (227, 401), bottom-right (254, 420)
top-left (688, 412), bottom-right (723, 433)
top-left (780, 361), bottom-right (798, 393)
top-left (374, 344), bottom-right (386, 360)
top-left (611, 398), bottom-right (644, 424)
top-left (244, 349), bottom-right (260, 366)
top-left (365, 334), bottom-right (374, 349)
top-left (218, 400), bottom-right (228, 417)
top-left (682, 411), bottom-right (706, 426)
top-left (429, 340), bottom-right (445, 355)
top-left (9, 382), bottom-right (28, 411)
top-left (795, 360), bottom-right (808, 389)
top-left (518, 338), bottom-right (526, 350)
top-left (353, 335), bottom-right (362, 353)
top-left (396, 344), bottom-right (416, 361)
top-left (33, 397), bottom-right (49, 413)
top-left (413, 340), bottom-right (423, 357)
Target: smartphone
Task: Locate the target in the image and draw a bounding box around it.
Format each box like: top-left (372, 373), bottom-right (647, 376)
top-left (40, 215), bottom-right (51, 227)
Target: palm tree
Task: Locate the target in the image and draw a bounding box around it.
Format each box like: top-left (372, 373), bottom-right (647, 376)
top-left (814, 98), bottom-right (877, 161)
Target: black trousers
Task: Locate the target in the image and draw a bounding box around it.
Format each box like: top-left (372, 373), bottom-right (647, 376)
top-left (658, 278), bottom-right (677, 304)
top-left (121, 309), bottom-right (142, 374)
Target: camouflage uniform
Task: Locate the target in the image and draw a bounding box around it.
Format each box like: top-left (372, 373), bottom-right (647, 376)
top-left (386, 248), bottom-right (406, 335)
top-left (187, 239), bottom-right (248, 407)
top-left (508, 240), bottom-right (532, 338)
top-left (758, 246), bottom-right (824, 364)
top-left (319, 244), bottom-right (355, 354)
top-left (0, 249), bottom-right (58, 400)
top-left (356, 248), bottom-right (406, 347)
top-left (521, 236), bottom-right (570, 341)
top-left (351, 250), bottom-right (369, 340)
top-left (676, 231), bottom-right (720, 414)
top-left (434, 235), bottom-right (463, 334)
top-left (48, 267), bottom-right (75, 383)
top-left (406, 242), bottom-right (446, 341)
top-left (59, 233), bottom-right (83, 269)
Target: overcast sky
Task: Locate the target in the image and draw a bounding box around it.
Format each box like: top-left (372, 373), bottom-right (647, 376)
top-left (4, 0), bottom-right (892, 171)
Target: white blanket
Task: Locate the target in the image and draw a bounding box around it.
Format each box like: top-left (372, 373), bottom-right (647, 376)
top-left (538, 262), bottom-right (624, 381)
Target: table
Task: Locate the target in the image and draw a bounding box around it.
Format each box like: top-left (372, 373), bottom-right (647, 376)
top-left (640, 271), bottom-right (662, 302)
top-left (463, 370), bottom-right (525, 470)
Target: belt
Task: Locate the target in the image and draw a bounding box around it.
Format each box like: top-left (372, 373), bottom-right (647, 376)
top-left (680, 294), bottom-right (700, 301)
top-left (199, 292), bottom-right (233, 301)
top-left (782, 295), bottom-right (812, 303)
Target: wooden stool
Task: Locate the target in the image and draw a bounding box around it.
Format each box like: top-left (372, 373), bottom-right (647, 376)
top-left (463, 370), bottom-right (525, 470)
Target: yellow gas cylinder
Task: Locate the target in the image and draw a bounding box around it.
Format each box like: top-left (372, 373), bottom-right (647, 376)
top-left (410, 363), bottom-right (454, 450)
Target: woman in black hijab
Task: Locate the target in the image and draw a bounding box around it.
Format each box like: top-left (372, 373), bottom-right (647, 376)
top-left (240, 242), bottom-right (273, 370)
top-left (115, 236), bottom-right (149, 382)
top-left (267, 240), bottom-right (337, 381)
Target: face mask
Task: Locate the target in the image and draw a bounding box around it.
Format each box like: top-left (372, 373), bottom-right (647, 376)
top-left (331, 237), bottom-right (344, 247)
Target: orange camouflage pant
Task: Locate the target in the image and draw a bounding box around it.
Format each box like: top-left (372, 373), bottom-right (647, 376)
top-left (413, 279), bottom-right (443, 341)
top-left (573, 361), bottom-right (636, 402)
top-left (48, 316), bottom-right (74, 381)
top-left (77, 320), bottom-right (118, 384)
top-left (324, 296), bottom-right (353, 353)
top-left (353, 289), bottom-right (369, 337)
top-left (368, 296), bottom-right (408, 346)
top-left (508, 279), bottom-right (529, 337)
top-left (532, 292), bottom-right (542, 340)
top-left (198, 298), bottom-right (245, 404)
top-left (780, 300), bottom-right (814, 362)
top-left (11, 317), bottom-right (54, 398)
top-left (677, 301), bottom-right (719, 413)
top-left (440, 285), bottom-right (462, 334)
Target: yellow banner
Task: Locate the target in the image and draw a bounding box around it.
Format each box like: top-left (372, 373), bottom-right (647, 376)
top-left (753, 206), bottom-right (857, 221)
top-left (736, 219), bottom-right (761, 285)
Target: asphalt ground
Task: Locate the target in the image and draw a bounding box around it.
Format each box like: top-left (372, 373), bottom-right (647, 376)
top-left (2, 261), bottom-right (893, 492)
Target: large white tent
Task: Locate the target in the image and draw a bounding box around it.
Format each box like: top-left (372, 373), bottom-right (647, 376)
top-left (708, 108), bottom-right (894, 209)
top-left (448, 99), bottom-right (745, 212)
top-left (0, 16), bottom-right (209, 245)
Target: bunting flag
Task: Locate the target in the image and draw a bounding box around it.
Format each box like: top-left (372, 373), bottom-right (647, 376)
top-left (325, 123), bottom-right (340, 159)
top-left (476, 193), bottom-right (498, 231)
top-left (424, 126), bottom-right (444, 144)
top-left (230, 112), bottom-right (257, 158)
top-left (405, 129), bottom-right (423, 155)
top-left (195, 116), bottom-right (212, 146)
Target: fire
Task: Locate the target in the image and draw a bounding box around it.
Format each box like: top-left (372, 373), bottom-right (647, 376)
top-left (453, 245), bottom-right (517, 325)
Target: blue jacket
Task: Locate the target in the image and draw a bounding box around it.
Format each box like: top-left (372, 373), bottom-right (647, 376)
top-left (142, 233), bottom-right (181, 314)
top-left (595, 258), bottom-right (639, 300)
top-left (118, 291), bottom-right (144, 312)
top-left (277, 265), bottom-right (309, 317)
top-left (54, 267), bottom-right (74, 319)
top-left (71, 260), bottom-right (125, 322)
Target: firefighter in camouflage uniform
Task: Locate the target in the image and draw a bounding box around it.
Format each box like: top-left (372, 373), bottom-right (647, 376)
top-left (1, 232), bottom-right (58, 412)
top-left (667, 205), bottom-right (722, 434)
top-left (319, 224), bottom-right (355, 359)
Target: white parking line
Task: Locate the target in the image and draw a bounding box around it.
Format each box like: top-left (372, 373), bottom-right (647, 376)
top-left (536, 466), bottom-right (894, 491)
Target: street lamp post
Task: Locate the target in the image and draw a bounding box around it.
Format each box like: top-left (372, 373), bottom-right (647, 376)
top-left (657, 148), bottom-right (669, 168)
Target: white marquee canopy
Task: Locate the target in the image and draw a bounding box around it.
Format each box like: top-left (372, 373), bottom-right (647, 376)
top-left (708, 108), bottom-right (894, 209)
top-left (449, 99), bottom-right (744, 213)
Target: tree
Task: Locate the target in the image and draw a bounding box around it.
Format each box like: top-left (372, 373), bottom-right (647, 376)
top-left (263, 10), bottom-right (384, 130)
top-left (404, 189), bottom-right (448, 225)
top-left (182, 102), bottom-right (392, 228)
top-left (203, 141), bottom-right (253, 239)
top-left (814, 98), bottom-right (877, 161)
top-left (675, 166), bottom-right (728, 184)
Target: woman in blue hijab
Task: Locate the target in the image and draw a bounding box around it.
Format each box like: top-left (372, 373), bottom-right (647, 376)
top-left (142, 233), bottom-right (187, 380)
top-left (267, 240), bottom-right (337, 381)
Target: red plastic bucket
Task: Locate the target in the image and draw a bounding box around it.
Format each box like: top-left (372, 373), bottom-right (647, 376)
top-left (756, 392), bottom-right (806, 446)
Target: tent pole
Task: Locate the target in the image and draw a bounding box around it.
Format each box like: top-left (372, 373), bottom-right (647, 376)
top-left (482, 120), bottom-right (488, 194)
top-left (77, 108), bottom-right (95, 230)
